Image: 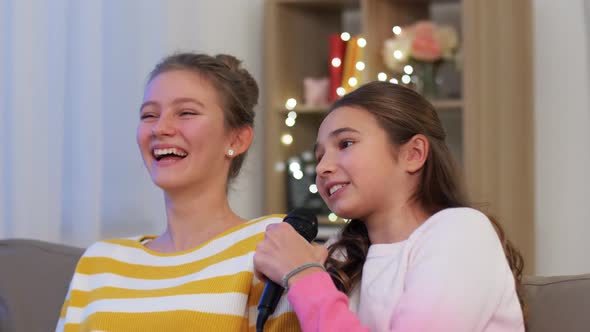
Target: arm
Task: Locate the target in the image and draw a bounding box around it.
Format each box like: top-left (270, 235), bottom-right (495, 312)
top-left (287, 271), bottom-right (370, 332)
top-left (55, 291), bottom-right (70, 331)
top-left (55, 264), bottom-right (80, 332)
top-left (385, 209), bottom-right (521, 331)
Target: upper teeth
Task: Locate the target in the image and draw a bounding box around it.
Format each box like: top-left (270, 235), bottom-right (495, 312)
top-left (329, 184), bottom-right (346, 195)
top-left (153, 148), bottom-right (187, 157)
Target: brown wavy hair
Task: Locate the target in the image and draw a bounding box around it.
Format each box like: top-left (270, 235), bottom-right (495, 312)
top-left (323, 81), bottom-right (526, 318)
top-left (147, 53), bottom-right (259, 182)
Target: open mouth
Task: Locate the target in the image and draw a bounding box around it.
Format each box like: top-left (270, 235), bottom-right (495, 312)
top-left (328, 183), bottom-right (348, 196)
top-left (152, 147), bottom-right (188, 162)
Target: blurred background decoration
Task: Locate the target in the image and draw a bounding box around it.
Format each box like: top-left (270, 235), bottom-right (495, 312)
top-left (382, 20), bottom-right (460, 98)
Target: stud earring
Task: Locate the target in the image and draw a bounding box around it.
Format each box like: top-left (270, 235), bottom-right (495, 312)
top-left (227, 149), bottom-right (235, 156)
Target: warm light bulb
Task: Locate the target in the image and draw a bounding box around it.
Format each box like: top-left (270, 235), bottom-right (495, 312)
top-left (402, 75), bottom-right (411, 84)
top-left (377, 72), bottom-right (387, 81)
top-left (289, 162), bottom-right (301, 172)
top-left (340, 32), bottom-right (351, 41)
top-left (336, 87), bottom-right (346, 96)
top-left (355, 61), bottom-right (365, 71)
top-left (393, 50), bottom-right (403, 60)
top-left (328, 213), bottom-right (338, 222)
top-left (281, 134), bottom-right (293, 145)
top-left (389, 78), bottom-right (399, 84)
top-left (309, 184), bottom-right (318, 194)
top-left (285, 98), bottom-right (297, 110)
top-left (404, 65), bottom-right (414, 75)
top-left (348, 77), bottom-right (358, 87)
top-left (285, 117), bottom-right (295, 127)
top-left (357, 38), bottom-right (367, 48)
top-left (287, 111), bottom-right (297, 119)
top-left (392, 26), bottom-right (402, 35)
top-left (293, 170), bottom-right (304, 180)
top-left (331, 57), bottom-right (342, 68)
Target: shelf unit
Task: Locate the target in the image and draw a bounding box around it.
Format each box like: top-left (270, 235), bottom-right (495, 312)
top-left (264, 0), bottom-right (533, 268)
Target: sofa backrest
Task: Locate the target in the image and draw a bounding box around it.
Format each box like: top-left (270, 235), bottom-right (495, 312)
top-left (0, 239), bottom-right (83, 332)
top-left (524, 273), bottom-right (590, 332)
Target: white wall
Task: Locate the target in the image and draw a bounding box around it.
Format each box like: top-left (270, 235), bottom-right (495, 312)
top-left (100, 0), bottom-right (266, 240)
top-left (533, 0), bottom-right (590, 275)
top-left (0, 0), bottom-right (265, 246)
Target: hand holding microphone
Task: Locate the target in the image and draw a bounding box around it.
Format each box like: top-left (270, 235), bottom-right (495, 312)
top-left (254, 209), bottom-right (327, 331)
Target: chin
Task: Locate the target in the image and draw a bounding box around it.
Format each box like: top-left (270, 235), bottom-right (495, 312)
top-left (328, 202), bottom-right (361, 220)
top-left (151, 175), bottom-right (187, 192)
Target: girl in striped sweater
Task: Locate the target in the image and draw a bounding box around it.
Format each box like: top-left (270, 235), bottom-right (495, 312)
top-left (57, 53), bottom-right (301, 332)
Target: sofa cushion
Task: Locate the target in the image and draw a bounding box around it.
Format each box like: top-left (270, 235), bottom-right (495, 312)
top-left (524, 273), bottom-right (590, 332)
top-left (0, 239), bottom-right (83, 332)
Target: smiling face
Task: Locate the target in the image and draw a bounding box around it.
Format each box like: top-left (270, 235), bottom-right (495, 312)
top-left (137, 69), bottom-right (232, 192)
top-left (315, 106), bottom-right (411, 220)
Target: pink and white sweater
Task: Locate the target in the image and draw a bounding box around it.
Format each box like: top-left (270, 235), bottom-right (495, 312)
top-left (287, 208), bottom-right (525, 332)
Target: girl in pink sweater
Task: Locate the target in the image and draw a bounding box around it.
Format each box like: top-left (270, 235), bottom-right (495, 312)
top-left (254, 82), bottom-right (525, 331)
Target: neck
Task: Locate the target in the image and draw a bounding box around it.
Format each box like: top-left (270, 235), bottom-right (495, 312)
top-left (150, 183), bottom-right (245, 253)
top-left (364, 199), bottom-right (430, 244)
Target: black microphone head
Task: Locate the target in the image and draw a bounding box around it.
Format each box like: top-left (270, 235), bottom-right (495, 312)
top-left (283, 208), bottom-right (318, 242)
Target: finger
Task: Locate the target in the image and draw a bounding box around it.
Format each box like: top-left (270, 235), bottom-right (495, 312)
top-left (312, 243), bottom-right (329, 263)
top-left (254, 269), bottom-right (267, 283)
top-left (265, 223), bottom-right (279, 232)
top-left (253, 252), bottom-right (269, 280)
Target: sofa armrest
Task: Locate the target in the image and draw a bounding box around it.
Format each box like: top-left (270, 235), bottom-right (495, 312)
top-left (0, 239), bottom-right (84, 332)
top-left (524, 273), bottom-right (590, 332)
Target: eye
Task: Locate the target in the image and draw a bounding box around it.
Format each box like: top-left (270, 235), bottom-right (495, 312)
top-left (179, 109), bottom-right (198, 116)
top-left (140, 113), bottom-right (156, 120)
top-left (338, 139), bottom-right (354, 149)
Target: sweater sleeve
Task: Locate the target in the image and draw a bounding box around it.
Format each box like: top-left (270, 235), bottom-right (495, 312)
top-left (287, 271), bottom-right (370, 332)
top-left (386, 209), bottom-right (522, 331)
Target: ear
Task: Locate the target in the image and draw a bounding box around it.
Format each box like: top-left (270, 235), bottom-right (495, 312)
top-left (400, 134), bottom-right (429, 173)
top-left (227, 125), bottom-right (254, 157)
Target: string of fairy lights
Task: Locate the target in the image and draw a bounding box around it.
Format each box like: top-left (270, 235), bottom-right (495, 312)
top-left (278, 26), bottom-right (411, 223)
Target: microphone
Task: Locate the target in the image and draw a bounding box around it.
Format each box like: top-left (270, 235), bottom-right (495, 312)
top-left (256, 208), bottom-right (319, 332)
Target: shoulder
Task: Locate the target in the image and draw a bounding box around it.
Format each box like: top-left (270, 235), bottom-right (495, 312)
top-left (249, 214), bottom-right (285, 225)
top-left (414, 207), bottom-right (495, 241)
top-left (409, 207), bottom-right (503, 259)
top-left (79, 236), bottom-right (148, 259)
top-left (240, 214), bottom-right (285, 233)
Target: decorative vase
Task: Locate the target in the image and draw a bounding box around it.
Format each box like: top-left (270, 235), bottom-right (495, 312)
top-left (413, 61), bottom-right (441, 99)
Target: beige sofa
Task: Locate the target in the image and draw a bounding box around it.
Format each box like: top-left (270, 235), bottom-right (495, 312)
top-left (0, 239), bottom-right (588, 332)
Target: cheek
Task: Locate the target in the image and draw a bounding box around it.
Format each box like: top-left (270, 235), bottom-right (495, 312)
top-left (315, 176), bottom-right (328, 200)
top-left (136, 125), bottom-right (154, 162)
top-left (136, 125), bottom-right (150, 147)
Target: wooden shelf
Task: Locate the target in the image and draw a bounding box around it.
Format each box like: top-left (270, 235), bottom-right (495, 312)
top-left (277, 98), bottom-right (462, 115)
top-left (277, 0), bottom-right (358, 10)
top-left (278, 105), bottom-right (330, 114)
top-left (431, 99), bottom-right (463, 109)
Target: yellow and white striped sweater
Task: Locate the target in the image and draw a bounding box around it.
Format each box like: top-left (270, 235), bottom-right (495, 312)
top-left (57, 215), bottom-right (301, 332)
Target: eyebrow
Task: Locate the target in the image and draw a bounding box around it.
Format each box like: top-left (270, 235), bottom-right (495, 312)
top-left (139, 97), bottom-right (205, 112)
top-left (313, 127), bottom-right (361, 154)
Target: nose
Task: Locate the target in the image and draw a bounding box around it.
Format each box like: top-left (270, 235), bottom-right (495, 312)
top-left (151, 116), bottom-right (176, 137)
top-left (315, 152), bottom-right (335, 178)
